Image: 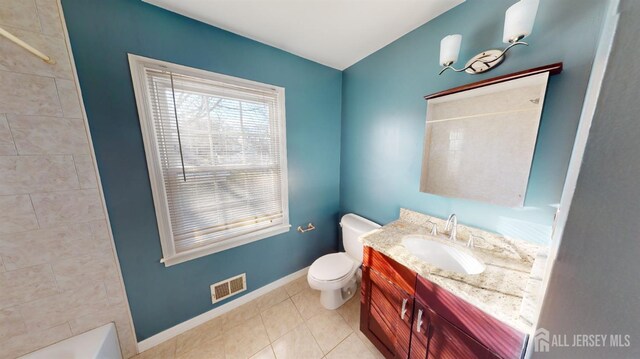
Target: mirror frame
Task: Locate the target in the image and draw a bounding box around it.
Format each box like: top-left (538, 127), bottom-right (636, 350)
top-left (424, 63), bottom-right (563, 101)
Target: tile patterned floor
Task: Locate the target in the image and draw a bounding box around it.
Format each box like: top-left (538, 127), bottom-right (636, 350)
top-left (133, 276), bottom-right (384, 359)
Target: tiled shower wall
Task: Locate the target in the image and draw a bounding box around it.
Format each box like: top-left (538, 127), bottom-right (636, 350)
top-left (0, 0), bottom-right (137, 357)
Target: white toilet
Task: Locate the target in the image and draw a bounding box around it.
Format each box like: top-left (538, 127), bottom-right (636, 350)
top-left (307, 213), bottom-right (380, 310)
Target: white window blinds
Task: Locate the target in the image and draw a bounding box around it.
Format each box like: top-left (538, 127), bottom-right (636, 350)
top-left (129, 55), bottom-right (289, 266)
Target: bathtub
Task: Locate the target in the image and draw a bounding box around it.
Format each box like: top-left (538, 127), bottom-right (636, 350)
top-left (19, 323), bottom-right (122, 359)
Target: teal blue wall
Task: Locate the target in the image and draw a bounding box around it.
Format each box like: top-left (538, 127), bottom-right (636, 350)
top-left (340, 0), bottom-right (608, 244)
top-left (61, 0), bottom-right (342, 340)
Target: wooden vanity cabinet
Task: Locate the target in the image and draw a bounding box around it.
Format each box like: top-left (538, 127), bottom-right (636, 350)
top-left (361, 247), bottom-right (527, 359)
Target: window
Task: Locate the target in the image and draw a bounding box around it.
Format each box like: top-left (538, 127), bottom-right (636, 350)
top-left (129, 55), bottom-right (289, 266)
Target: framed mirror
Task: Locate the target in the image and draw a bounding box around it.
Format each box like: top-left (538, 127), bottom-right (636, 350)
top-left (420, 64), bottom-right (562, 207)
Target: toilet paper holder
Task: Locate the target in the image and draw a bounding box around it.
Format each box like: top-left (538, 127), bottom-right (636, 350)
top-left (297, 223), bottom-right (316, 233)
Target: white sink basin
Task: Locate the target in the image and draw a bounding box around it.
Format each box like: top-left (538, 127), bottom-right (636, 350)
top-left (402, 235), bottom-right (485, 275)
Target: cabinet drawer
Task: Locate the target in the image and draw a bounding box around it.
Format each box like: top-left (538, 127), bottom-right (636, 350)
top-left (364, 246), bottom-right (417, 295)
top-left (416, 276), bottom-right (526, 359)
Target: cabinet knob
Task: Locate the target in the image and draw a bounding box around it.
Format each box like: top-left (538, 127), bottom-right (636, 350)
top-left (401, 298), bottom-right (408, 320)
top-left (416, 309), bottom-right (424, 333)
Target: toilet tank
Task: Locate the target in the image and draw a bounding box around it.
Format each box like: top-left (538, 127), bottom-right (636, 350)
top-left (341, 213), bottom-right (381, 263)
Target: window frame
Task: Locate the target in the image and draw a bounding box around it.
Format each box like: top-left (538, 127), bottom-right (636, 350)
top-left (128, 54), bottom-right (290, 266)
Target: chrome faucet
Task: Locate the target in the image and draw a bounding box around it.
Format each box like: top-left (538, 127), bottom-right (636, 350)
top-left (444, 214), bottom-right (457, 242)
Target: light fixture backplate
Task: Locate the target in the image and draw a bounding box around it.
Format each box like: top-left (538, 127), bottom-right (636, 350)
top-left (464, 49), bottom-right (505, 74)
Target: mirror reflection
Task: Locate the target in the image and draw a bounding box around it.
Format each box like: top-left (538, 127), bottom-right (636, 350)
top-left (420, 73), bottom-right (549, 207)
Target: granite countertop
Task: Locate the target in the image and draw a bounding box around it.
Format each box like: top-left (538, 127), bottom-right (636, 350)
top-left (360, 208), bottom-right (547, 334)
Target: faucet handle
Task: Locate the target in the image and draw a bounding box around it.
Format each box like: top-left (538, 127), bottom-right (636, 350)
top-left (467, 235), bottom-right (478, 248)
top-left (430, 223), bottom-right (438, 236)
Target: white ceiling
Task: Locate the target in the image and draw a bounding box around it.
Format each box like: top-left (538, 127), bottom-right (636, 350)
top-left (143, 0), bottom-right (464, 70)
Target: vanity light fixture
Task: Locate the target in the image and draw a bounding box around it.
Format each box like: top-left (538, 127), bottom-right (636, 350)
top-left (438, 0), bottom-right (539, 75)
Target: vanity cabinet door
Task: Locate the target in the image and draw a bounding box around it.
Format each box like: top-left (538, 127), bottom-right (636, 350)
top-left (427, 308), bottom-right (500, 359)
top-left (415, 276), bottom-right (526, 358)
top-left (361, 266), bottom-right (414, 359)
top-left (409, 300), bottom-right (430, 359)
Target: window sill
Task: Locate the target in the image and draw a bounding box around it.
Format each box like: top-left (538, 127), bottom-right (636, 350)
top-left (161, 224), bottom-right (291, 267)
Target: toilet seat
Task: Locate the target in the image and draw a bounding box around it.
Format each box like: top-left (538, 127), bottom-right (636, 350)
top-left (308, 253), bottom-right (358, 282)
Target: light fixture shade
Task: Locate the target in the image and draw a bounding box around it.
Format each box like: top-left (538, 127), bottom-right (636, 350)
top-left (503, 0), bottom-right (539, 43)
top-left (439, 34), bottom-right (462, 66)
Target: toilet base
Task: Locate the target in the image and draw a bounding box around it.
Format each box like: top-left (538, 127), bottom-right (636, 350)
top-left (319, 276), bottom-right (358, 310)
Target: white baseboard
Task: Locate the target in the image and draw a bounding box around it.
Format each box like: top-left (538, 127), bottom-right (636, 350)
top-left (137, 266), bottom-right (309, 353)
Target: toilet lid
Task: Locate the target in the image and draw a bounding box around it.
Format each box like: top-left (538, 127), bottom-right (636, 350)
top-left (309, 253), bottom-right (356, 282)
